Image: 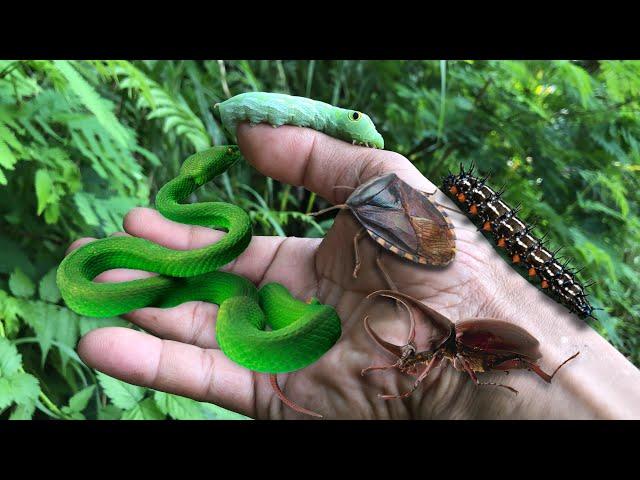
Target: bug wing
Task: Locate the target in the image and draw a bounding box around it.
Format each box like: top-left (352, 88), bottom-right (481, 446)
top-left (349, 175), bottom-right (455, 265)
top-left (351, 204), bottom-right (420, 253)
top-left (401, 181), bottom-right (455, 265)
top-left (456, 319), bottom-right (542, 359)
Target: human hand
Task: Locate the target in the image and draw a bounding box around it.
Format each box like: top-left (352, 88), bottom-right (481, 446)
top-left (69, 123), bottom-right (640, 419)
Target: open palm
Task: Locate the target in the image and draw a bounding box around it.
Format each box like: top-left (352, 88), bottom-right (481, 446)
top-left (70, 123), bottom-right (632, 419)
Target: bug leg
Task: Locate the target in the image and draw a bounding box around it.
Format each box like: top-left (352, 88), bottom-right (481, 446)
top-left (375, 249), bottom-right (399, 291)
top-left (459, 357), bottom-right (518, 395)
top-left (374, 251), bottom-right (408, 317)
top-left (308, 203), bottom-right (348, 217)
top-left (379, 353), bottom-right (441, 400)
top-left (352, 228), bottom-right (366, 278)
top-left (269, 374), bottom-right (323, 419)
top-left (507, 352), bottom-right (580, 383)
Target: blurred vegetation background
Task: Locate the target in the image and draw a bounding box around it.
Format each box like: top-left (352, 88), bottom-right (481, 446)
top-left (0, 60), bottom-right (638, 420)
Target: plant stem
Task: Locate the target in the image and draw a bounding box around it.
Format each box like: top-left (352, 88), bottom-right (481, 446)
top-left (305, 192), bottom-right (317, 214)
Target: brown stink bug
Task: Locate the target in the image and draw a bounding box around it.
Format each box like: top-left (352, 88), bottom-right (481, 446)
top-left (361, 290), bottom-right (580, 399)
top-left (311, 173), bottom-right (456, 283)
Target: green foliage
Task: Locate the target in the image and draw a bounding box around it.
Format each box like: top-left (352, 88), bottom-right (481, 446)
top-left (0, 60), bottom-right (638, 419)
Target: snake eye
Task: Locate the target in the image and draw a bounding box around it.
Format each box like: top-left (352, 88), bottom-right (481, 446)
top-left (349, 111), bottom-right (361, 121)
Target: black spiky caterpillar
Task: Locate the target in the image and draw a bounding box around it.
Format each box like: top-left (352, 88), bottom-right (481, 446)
top-left (443, 164), bottom-right (594, 319)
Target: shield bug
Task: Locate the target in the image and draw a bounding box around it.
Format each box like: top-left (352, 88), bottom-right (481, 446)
top-left (311, 173), bottom-right (456, 283)
top-left (361, 290), bottom-right (579, 399)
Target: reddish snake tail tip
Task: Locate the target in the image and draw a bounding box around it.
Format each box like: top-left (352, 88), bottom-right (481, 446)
top-left (269, 374), bottom-right (323, 419)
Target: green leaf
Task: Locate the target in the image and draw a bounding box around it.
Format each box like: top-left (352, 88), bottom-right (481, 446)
top-left (0, 378), bottom-right (13, 410)
top-left (153, 391), bottom-right (247, 420)
top-left (0, 236), bottom-right (35, 276)
top-left (67, 385), bottom-right (96, 413)
top-left (9, 268), bottom-right (35, 298)
top-left (53, 60), bottom-right (131, 147)
top-left (122, 398), bottom-right (165, 420)
top-left (10, 400), bottom-right (36, 420)
top-left (53, 308), bottom-right (79, 370)
top-left (19, 301), bottom-right (57, 364)
top-left (38, 268), bottom-right (61, 303)
top-left (154, 391), bottom-right (207, 420)
top-left (0, 338), bottom-right (22, 377)
top-left (98, 404), bottom-right (123, 420)
top-left (96, 372), bottom-right (145, 410)
top-left (34, 169), bottom-right (54, 216)
top-left (8, 372), bottom-right (40, 405)
top-left (0, 290), bottom-right (23, 337)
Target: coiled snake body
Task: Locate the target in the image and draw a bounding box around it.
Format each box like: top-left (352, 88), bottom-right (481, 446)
top-left (56, 92), bottom-right (384, 408)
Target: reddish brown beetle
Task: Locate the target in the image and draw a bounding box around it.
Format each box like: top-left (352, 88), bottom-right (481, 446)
top-left (361, 290), bottom-right (580, 399)
top-left (311, 173), bottom-right (456, 284)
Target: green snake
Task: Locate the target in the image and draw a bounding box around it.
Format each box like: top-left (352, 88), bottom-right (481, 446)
top-left (56, 92), bottom-right (384, 379)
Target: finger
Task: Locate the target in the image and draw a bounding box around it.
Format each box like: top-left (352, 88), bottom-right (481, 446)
top-left (78, 327), bottom-right (257, 418)
top-left (123, 207), bottom-right (320, 289)
top-left (236, 123), bottom-right (432, 205)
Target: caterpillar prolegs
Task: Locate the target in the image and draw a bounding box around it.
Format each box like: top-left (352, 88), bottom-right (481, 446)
top-left (443, 164), bottom-right (595, 320)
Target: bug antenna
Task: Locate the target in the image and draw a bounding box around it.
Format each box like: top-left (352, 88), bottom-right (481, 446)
top-left (459, 162), bottom-right (465, 175)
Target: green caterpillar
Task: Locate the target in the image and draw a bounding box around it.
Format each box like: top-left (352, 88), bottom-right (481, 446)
top-left (56, 92), bottom-right (383, 415)
top-left (215, 92), bottom-right (384, 149)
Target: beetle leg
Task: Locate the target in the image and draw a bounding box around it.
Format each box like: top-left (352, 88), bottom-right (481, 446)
top-left (269, 374), bottom-right (323, 418)
top-left (459, 356), bottom-right (519, 395)
top-left (379, 353), bottom-right (442, 400)
top-left (493, 352), bottom-right (580, 383)
top-left (352, 228), bottom-right (366, 278)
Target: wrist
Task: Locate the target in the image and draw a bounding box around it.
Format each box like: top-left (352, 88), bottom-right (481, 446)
top-left (467, 256), bottom-right (640, 419)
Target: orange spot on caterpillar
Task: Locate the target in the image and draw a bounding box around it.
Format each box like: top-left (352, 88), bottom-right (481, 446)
top-left (482, 221), bottom-right (492, 232)
top-left (469, 204), bottom-right (478, 215)
top-left (512, 254), bottom-right (521, 263)
top-left (528, 267), bottom-right (537, 277)
top-left (497, 238), bottom-right (506, 248)
top-left (449, 185), bottom-right (458, 194)
top-left (457, 193), bottom-right (466, 202)
top-left (541, 280), bottom-right (549, 289)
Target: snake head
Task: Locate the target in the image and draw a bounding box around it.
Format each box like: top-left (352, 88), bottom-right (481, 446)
top-left (180, 146), bottom-right (242, 185)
